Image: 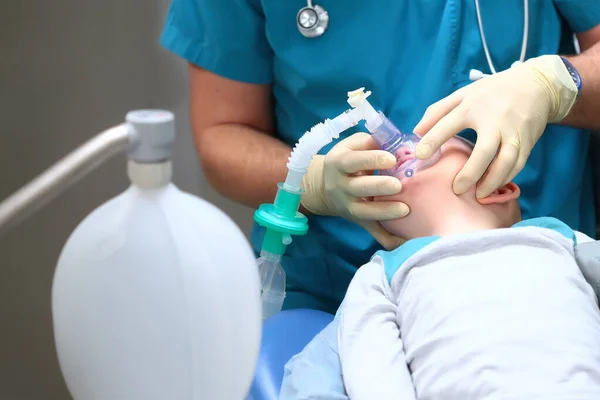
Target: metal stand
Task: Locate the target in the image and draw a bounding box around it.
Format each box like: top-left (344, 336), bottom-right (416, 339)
top-left (0, 124), bottom-right (133, 238)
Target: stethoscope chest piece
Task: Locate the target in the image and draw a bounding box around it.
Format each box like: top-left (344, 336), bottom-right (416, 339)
top-left (297, 2), bottom-right (329, 38)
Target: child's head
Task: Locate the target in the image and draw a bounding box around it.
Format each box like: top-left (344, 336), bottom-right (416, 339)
top-left (375, 137), bottom-right (522, 239)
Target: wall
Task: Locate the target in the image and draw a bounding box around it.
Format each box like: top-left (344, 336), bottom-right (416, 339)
top-left (0, 1), bottom-right (254, 399)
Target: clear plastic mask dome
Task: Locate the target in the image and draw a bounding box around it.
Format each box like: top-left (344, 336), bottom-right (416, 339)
top-left (369, 113), bottom-right (441, 179)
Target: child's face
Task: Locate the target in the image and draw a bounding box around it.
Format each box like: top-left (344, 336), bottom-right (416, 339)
top-left (375, 137), bottom-right (519, 239)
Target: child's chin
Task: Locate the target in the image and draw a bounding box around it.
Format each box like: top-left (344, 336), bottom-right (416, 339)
top-left (380, 219), bottom-right (406, 238)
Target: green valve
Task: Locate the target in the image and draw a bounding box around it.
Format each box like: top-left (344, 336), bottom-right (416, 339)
top-left (254, 183), bottom-right (309, 255)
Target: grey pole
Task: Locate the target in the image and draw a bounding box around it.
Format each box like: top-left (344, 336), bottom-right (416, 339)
top-left (0, 109), bottom-right (175, 239)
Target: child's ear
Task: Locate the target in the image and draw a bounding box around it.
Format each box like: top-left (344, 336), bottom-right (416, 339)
top-left (477, 182), bottom-right (520, 205)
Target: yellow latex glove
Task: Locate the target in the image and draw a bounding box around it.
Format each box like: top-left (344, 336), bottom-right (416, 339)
top-left (414, 55), bottom-right (579, 199)
top-left (301, 133), bottom-right (409, 250)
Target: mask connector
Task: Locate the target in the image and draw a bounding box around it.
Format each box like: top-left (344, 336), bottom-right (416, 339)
top-left (346, 88), bottom-right (442, 180)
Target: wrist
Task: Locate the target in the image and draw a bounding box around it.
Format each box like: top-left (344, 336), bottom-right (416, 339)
top-left (299, 155), bottom-right (328, 216)
top-left (523, 55), bottom-right (579, 122)
top-left (559, 56), bottom-right (583, 99)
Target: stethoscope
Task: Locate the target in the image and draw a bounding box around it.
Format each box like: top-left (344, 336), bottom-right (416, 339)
top-left (297, 1), bottom-right (329, 38)
top-left (296, 0), bottom-right (529, 82)
top-left (469, 0), bottom-right (529, 81)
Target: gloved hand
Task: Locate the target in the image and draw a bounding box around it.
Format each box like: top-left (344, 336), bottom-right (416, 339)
top-left (414, 55), bottom-right (579, 199)
top-left (301, 132), bottom-right (409, 250)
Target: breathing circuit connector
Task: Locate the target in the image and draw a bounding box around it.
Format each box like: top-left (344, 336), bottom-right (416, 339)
top-left (254, 184), bottom-right (309, 255)
top-left (254, 185), bottom-right (308, 319)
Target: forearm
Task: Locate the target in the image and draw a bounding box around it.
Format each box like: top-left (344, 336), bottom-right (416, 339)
top-left (562, 36), bottom-right (600, 130)
top-left (194, 123), bottom-right (291, 209)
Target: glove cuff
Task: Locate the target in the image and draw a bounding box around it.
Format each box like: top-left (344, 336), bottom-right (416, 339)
top-left (522, 55), bottom-right (578, 122)
top-left (299, 155), bottom-right (329, 216)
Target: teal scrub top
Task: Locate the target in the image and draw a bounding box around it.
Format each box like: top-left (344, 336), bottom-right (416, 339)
top-left (161, 0), bottom-right (600, 314)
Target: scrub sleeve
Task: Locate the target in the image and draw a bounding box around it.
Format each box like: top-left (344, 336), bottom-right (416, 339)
top-left (554, 0), bottom-right (600, 33)
top-left (160, 0), bottom-right (273, 84)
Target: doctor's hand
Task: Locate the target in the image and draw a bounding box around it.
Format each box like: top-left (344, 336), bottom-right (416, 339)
top-left (301, 133), bottom-right (408, 250)
top-left (414, 55), bottom-right (578, 199)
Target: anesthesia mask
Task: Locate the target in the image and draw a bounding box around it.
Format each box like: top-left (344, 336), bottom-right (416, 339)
top-left (369, 113), bottom-right (442, 179)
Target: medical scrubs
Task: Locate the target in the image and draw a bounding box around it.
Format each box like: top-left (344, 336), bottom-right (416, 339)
top-left (161, 0), bottom-right (600, 314)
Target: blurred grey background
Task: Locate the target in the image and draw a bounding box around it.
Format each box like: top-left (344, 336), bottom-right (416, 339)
top-left (0, 1), bottom-right (254, 399)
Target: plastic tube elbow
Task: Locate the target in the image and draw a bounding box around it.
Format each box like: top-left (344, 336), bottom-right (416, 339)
top-left (330, 110), bottom-right (359, 133)
top-left (346, 88), bottom-right (383, 132)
